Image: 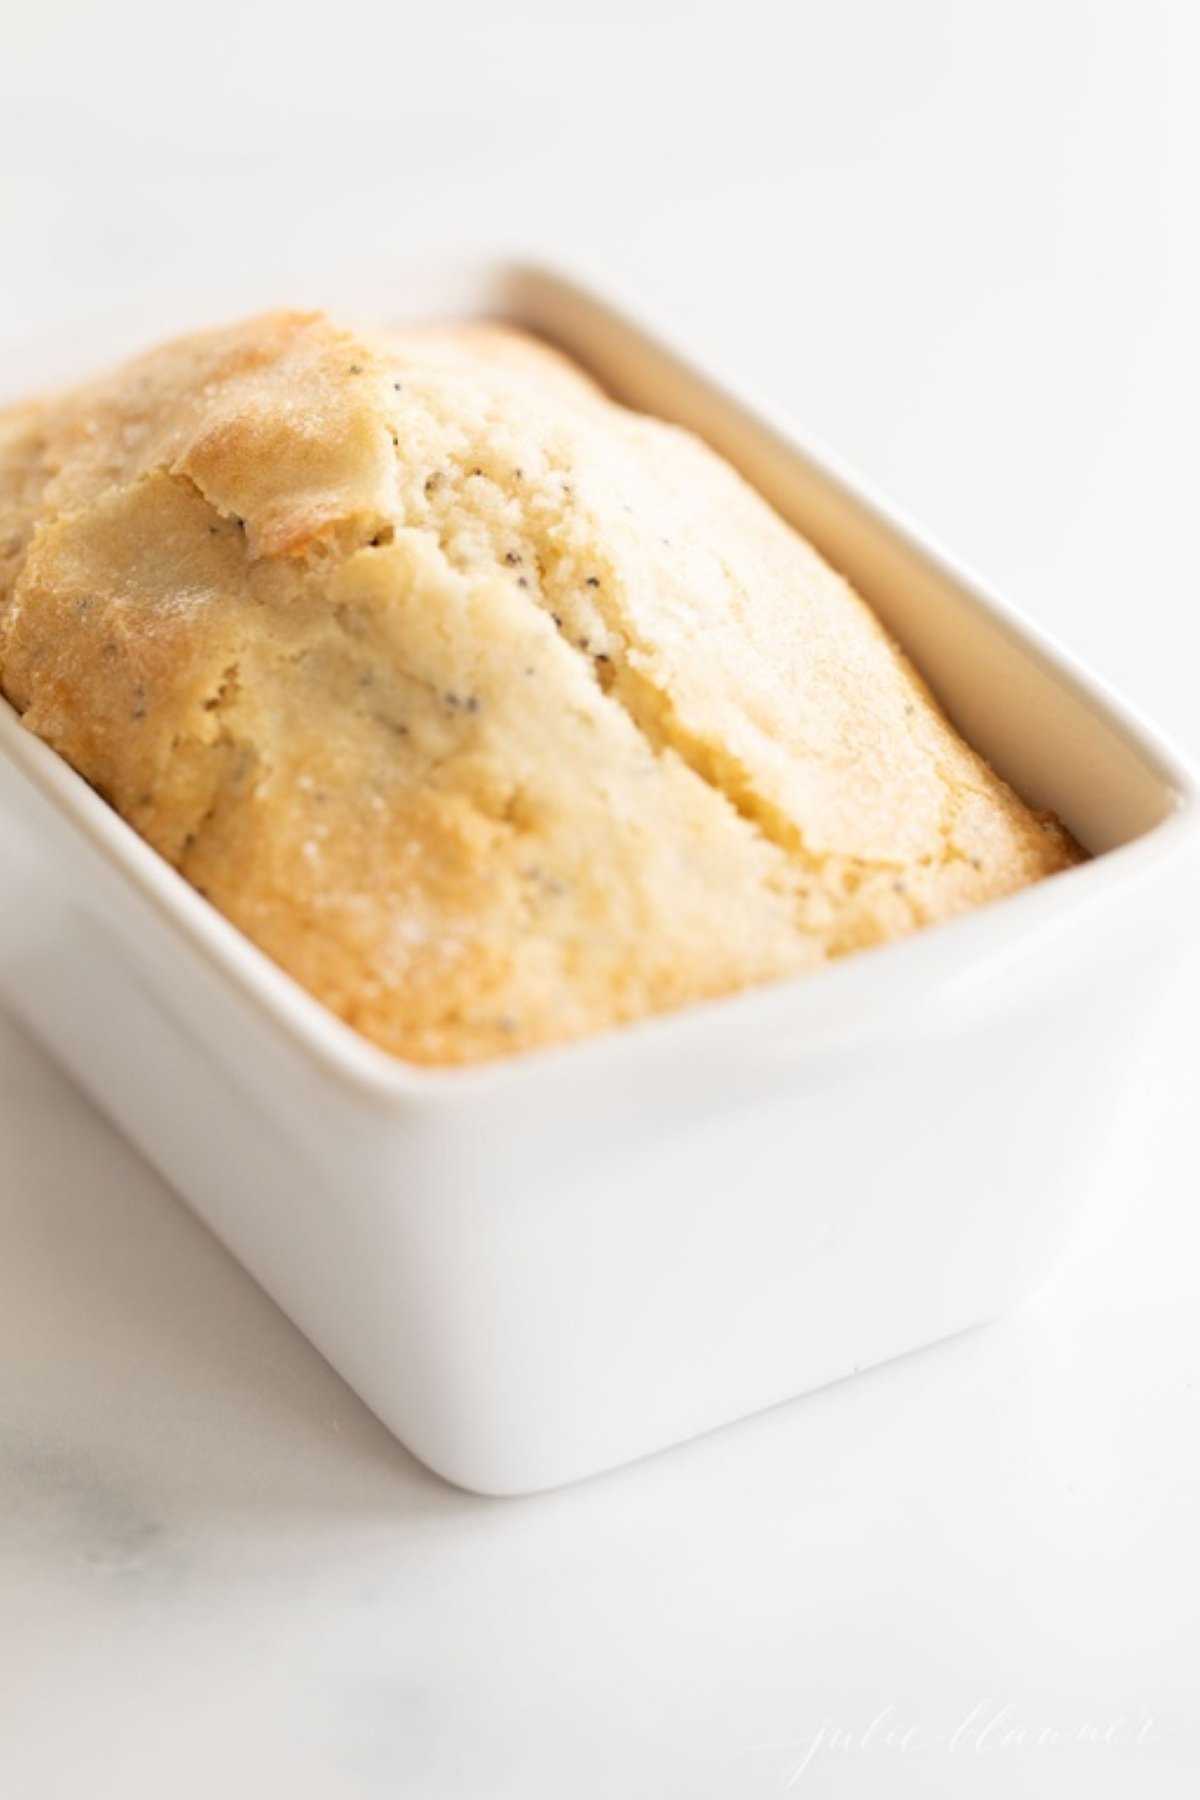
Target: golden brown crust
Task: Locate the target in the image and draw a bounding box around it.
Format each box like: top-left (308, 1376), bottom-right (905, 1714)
top-left (0, 311), bottom-right (1083, 1064)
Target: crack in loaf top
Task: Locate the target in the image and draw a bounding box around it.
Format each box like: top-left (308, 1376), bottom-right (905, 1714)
top-left (0, 310), bottom-right (1082, 1064)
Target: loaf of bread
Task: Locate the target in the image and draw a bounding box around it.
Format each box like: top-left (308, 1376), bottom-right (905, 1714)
top-left (0, 311), bottom-right (1081, 1064)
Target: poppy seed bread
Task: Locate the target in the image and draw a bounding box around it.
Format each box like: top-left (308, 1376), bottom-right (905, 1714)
top-left (0, 311), bottom-right (1081, 1064)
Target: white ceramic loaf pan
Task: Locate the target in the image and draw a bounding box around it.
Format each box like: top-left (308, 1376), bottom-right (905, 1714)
top-left (1, 263), bottom-right (1197, 1496)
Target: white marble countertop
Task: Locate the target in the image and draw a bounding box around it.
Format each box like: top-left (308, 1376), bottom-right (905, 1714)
top-left (2, 3), bottom-right (1198, 1794)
